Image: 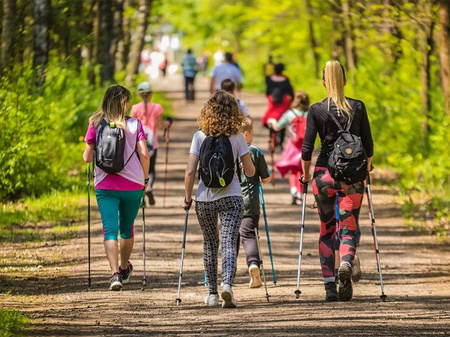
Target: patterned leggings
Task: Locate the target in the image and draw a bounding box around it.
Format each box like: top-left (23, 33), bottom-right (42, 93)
top-left (195, 196), bottom-right (244, 294)
top-left (312, 167), bottom-right (364, 281)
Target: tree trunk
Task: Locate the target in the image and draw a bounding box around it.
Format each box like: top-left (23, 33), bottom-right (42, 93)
top-left (33, 0), bottom-right (50, 87)
top-left (421, 19), bottom-right (435, 148)
top-left (125, 0), bottom-right (151, 86)
top-left (438, 0), bottom-right (450, 114)
top-left (1, 0), bottom-right (16, 73)
top-left (305, 0), bottom-right (320, 78)
top-left (341, 0), bottom-right (356, 70)
top-left (109, 0), bottom-right (124, 76)
top-left (116, 0), bottom-right (130, 73)
top-left (98, 0), bottom-right (114, 84)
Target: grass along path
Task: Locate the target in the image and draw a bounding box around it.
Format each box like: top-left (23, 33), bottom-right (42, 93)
top-left (0, 74), bottom-right (449, 336)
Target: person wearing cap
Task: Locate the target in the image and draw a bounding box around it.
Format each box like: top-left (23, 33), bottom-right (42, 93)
top-left (130, 82), bottom-right (170, 206)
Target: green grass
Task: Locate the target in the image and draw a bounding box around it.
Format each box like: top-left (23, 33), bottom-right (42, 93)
top-left (0, 190), bottom-right (86, 243)
top-left (0, 309), bottom-right (28, 337)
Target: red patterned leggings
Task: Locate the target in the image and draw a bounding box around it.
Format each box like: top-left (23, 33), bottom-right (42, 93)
top-left (312, 167), bottom-right (364, 279)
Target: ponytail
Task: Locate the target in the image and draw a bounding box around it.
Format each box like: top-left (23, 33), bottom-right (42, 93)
top-left (322, 60), bottom-right (351, 116)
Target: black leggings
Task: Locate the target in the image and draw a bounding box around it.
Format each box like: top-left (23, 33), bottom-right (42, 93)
top-left (147, 149), bottom-right (157, 191)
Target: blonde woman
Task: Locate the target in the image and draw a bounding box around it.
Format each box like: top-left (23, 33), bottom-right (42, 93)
top-left (83, 85), bottom-right (150, 291)
top-left (183, 91), bottom-right (255, 308)
top-left (301, 61), bottom-right (373, 302)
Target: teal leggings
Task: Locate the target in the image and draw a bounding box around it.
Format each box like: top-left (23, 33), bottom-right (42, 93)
top-left (95, 189), bottom-right (142, 241)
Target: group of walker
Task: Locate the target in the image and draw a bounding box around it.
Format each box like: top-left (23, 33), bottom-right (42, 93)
top-left (83, 59), bottom-right (386, 308)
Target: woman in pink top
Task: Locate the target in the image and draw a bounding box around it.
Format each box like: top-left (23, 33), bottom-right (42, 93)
top-left (130, 82), bottom-right (170, 206)
top-left (83, 85), bottom-right (150, 291)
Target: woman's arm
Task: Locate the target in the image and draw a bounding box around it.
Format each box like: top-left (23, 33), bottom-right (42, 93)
top-left (184, 153), bottom-right (199, 203)
top-left (261, 176), bottom-right (272, 184)
top-left (240, 152), bottom-right (256, 177)
top-left (83, 143), bottom-right (94, 163)
top-left (301, 160), bottom-right (312, 183)
top-left (137, 140), bottom-right (150, 184)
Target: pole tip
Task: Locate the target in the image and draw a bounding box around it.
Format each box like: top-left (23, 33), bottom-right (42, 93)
top-left (294, 290), bottom-right (301, 299)
top-left (380, 294), bottom-right (387, 302)
top-left (175, 298), bottom-right (182, 306)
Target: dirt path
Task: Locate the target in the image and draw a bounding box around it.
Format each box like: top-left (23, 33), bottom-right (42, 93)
top-left (1, 75), bottom-right (449, 336)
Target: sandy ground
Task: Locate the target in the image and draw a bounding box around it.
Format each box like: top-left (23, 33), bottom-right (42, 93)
top-left (1, 75), bottom-right (449, 336)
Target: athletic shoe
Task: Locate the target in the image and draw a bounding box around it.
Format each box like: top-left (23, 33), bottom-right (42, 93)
top-left (325, 282), bottom-right (338, 301)
top-left (119, 261), bottom-right (133, 284)
top-left (204, 294), bottom-right (220, 306)
top-left (146, 190), bottom-right (155, 206)
top-left (338, 263), bottom-right (353, 301)
top-left (249, 264), bottom-right (262, 288)
top-left (109, 272), bottom-right (123, 291)
top-left (221, 284), bottom-right (237, 308)
top-left (352, 254), bottom-right (362, 282)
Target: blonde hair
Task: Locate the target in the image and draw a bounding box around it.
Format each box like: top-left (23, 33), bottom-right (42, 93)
top-left (291, 91), bottom-right (310, 111)
top-left (322, 60), bottom-right (351, 116)
top-left (241, 117), bottom-right (253, 133)
top-left (197, 91), bottom-right (245, 137)
top-left (90, 85), bottom-right (131, 129)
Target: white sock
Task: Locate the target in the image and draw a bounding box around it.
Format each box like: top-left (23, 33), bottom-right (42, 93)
top-left (290, 187), bottom-right (297, 196)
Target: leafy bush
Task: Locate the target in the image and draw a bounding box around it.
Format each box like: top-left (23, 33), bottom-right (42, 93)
top-left (0, 309), bottom-right (28, 337)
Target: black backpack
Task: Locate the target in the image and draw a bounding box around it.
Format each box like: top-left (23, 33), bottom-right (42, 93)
top-left (95, 118), bottom-right (134, 174)
top-left (326, 108), bottom-right (368, 185)
top-left (198, 135), bottom-right (236, 188)
top-left (271, 87), bottom-right (284, 104)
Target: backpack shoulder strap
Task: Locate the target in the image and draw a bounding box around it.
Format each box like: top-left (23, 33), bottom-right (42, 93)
top-left (320, 103), bottom-right (345, 131)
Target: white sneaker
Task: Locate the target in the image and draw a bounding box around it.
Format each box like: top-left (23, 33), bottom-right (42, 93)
top-left (204, 294), bottom-right (219, 306)
top-left (221, 284), bottom-right (237, 308)
top-left (249, 264), bottom-right (262, 288)
top-left (352, 254), bottom-right (362, 282)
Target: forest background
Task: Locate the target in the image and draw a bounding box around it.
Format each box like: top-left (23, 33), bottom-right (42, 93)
top-left (0, 0), bottom-right (448, 242)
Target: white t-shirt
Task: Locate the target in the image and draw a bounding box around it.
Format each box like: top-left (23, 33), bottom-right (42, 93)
top-left (189, 130), bottom-right (249, 202)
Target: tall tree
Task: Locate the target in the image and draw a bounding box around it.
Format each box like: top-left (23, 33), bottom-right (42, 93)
top-left (109, 0), bottom-right (124, 76)
top-left (438, 0), bottom-right (450, 114)
top-left (1, 0), bottom-right (16, 73)
top-left (126, 0), bottom-right (152, 86)
top-left (116, 0), bottom-right (131, 72)
top-left (98, 0), bottom-right (114, 84)
top-left (341, 0), bottom-right (356, 70)
top-left (305, 0), bottom-right (320, 78)
top-left (33, 0), bottom-right (50, 87)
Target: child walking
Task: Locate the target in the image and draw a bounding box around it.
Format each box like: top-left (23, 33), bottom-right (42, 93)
top-left (268, 91), bottom-right (309, 205)
top-left (83, 85), bottom-right (150, 290)
top-left (182, 91), bottom-right (255, 308)
top-left (221, 79), bottom-right (250, 117)
top-left (239, 118), bottom-right (272, 288)
top-left (130, 82), bottom-right (171, 206)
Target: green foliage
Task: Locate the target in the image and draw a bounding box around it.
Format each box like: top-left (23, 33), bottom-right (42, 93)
top-left (0, 63), bottom-right (105, 201)
top-left (0, 309), bottom-right (28, 337)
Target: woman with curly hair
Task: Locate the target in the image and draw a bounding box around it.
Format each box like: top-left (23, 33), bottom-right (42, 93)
top-left (183, 91), bottom-right (255, 308)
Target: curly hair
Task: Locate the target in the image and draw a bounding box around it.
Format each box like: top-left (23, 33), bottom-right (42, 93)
top-left (197, 91), bottom-right (245, 137)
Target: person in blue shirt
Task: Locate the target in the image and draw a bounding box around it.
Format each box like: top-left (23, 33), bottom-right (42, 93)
top-left (181, 48), bottom-right (198, 101)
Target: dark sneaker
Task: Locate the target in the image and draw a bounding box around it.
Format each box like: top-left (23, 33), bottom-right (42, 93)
top-left (109, 272), bottom-right (123, 291)
top-left (352, 254), bottom-right (362, 282)
top-left (119, 261), bottom-right (133, 284)
top-left (146, 190), bottom-right (155, 206)
top-left (325, 282), bottom-right (338, 301)
top-left (338, 264), bottom-right (353, 301)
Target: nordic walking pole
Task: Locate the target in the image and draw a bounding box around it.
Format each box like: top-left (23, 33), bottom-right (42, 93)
top-left (163, 119), bottom-right (172, 207)
top-left (245, 177), bottom-right (270, 302)
top-left (269, 129), bottom-right (276, 186)
top-left (87, 163), bottom-right (91, 288)
top-left (255, 228), bottom-right (270, 302)
top-left (141, 190), bottom-right (147, 288)
top-left (258, 184), bottom-right (277, 285)
top-left (334, 193), bottom-right (341, 278)
top-left (176, 209), bottom-right (189, 305)
top-left (365, 173), bottom-right (388, 302)
top-left (294, 178), bottom-right (308, 299)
